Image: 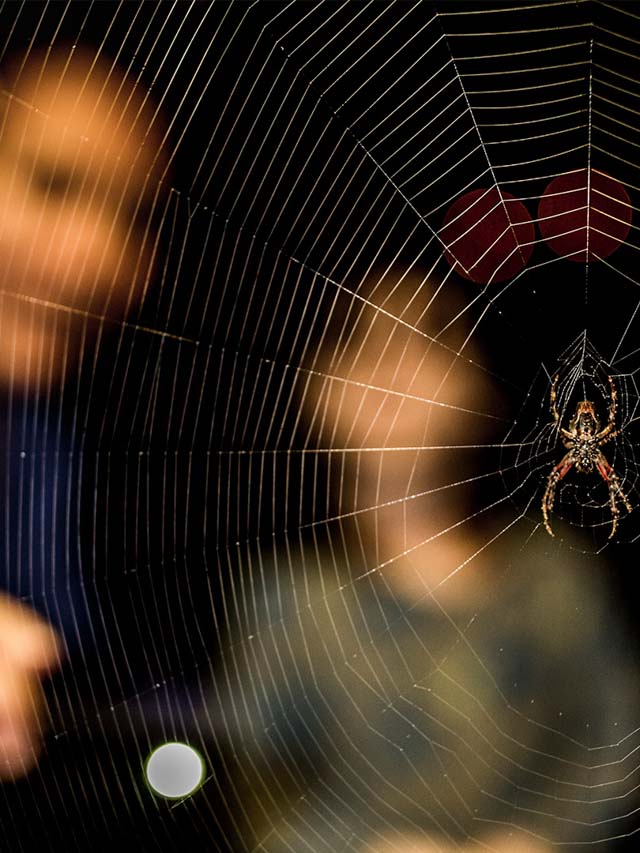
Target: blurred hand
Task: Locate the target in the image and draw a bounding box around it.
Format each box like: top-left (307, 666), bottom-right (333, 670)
top-left (0, 594), bottom-right (62, 779)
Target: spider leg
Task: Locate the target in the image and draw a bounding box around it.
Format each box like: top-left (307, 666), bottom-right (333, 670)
top-left (542, 452), bottom-right (574, 537)
top-left (550, 375), bottom-right (561, 425)
top-left (549, 375), bottom-right (575, 443)
top-left (598, 428), bottom-right (621, 446)
top-left (597, 376), bottom-right (620, 443)
top-left (595, 450), bottom-right (632, 539)
top-left (608, 375), bottom-right (617, 427)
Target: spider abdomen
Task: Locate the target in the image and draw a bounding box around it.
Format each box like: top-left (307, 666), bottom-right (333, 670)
top-left (570, 438), bottom-right (598, 472)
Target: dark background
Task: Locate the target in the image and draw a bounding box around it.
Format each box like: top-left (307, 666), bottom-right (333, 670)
top-left (0, 1), bottom-right (639, 850)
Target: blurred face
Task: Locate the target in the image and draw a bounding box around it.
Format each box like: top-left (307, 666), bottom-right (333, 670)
top-left (0, 48), bottom-right (165, 389)
top-left (310, 277), bottom-right (493, 495)
top-left (305, 274), bottom-right (502, 600)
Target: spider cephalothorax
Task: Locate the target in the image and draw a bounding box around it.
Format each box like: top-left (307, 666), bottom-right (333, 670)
top-left (542, 375), bottom-right (632, 538)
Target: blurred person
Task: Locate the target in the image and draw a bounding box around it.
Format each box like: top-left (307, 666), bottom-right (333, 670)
top-left (0, 45), bottom-right (166, 778)
top-left (213, 271), bottom-right (639, 852)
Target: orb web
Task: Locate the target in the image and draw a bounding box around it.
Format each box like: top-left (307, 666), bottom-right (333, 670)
top-left (0, 2), bottom-right (639, 853)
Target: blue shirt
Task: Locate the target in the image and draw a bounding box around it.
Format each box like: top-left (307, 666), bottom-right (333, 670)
top-left (1, 393), bottom-right (91, 657)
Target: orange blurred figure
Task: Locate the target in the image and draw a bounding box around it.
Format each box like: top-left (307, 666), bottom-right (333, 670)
top-left (0, 45), bottom-right (166, 777)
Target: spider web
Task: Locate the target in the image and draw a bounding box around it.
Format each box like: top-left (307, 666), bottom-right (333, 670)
top-left (1, 1), bottom-right (640, 852)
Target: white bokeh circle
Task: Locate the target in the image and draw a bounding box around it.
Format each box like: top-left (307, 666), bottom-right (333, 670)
top-left (145, 742), bottom-right (205, 799)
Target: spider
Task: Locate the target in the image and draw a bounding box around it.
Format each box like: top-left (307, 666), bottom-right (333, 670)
top-left (542, 375), bottom-right (632, 539)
